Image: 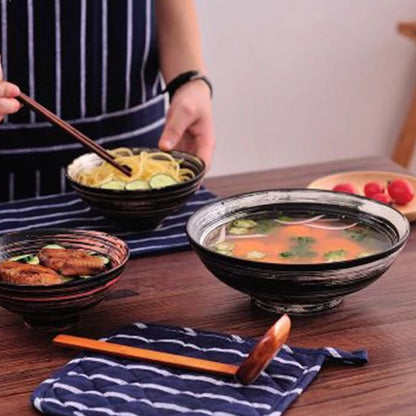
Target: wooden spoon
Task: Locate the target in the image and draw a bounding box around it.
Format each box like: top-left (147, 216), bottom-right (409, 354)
top-left (53, 314), bottom-right (291, 385)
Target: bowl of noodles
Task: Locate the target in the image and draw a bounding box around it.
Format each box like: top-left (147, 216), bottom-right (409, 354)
top-left (67, 147), bottom-right (205, 230)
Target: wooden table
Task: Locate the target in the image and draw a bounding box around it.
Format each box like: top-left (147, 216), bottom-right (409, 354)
top-left (1, 156), bottom-right (415, 416)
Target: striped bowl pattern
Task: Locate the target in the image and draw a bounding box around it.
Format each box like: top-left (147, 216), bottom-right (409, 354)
top-left (186, 189), bottom-right (410, 315)
top-left (66, 148), bottom-right (206, 231)
top-left (0, 229), bottom-right (129, 330)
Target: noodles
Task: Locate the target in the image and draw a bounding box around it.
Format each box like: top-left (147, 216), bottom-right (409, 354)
top-left (76, 148), bottom-right (195, 189)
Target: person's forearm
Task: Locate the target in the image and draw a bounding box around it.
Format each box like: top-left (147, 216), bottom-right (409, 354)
top-left (155, 0), bottom-right (206, 83)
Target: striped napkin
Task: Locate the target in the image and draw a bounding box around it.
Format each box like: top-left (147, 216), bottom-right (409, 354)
top-left (32, 323), bottom-right (368, 416)
top-left (0, 188), bottom-right (218, 257)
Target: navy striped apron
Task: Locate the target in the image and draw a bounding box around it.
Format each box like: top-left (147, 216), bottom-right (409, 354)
top-left (0, 0), bottom-right (164, 202)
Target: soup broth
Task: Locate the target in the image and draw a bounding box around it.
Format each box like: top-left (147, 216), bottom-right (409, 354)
top-left (204, 213), bottom-right (390, 264)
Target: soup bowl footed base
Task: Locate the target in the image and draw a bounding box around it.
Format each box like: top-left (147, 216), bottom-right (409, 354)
top-left (252, 297), bottom-right (343, 315)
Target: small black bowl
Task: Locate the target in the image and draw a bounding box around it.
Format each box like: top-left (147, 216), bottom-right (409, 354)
top-left (66, 148), bottom-right (205, 230)
top-left (0, 229), bottom-right (129, 330)
top-left (186, 189), bottom-right (410, 315)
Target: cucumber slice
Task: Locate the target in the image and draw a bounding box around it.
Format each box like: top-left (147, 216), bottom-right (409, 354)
top-left (9, 254), bottom-right (32, 262)
top-left (88, 253), bottom-right (110, 266)
top-left (213, 241), bottom-right (235, 251)
top-left (125, 180), bottom-right (150, 191)
top-left (94, 255), bottom-right (110, 265)
top-left (27, 256), bottom-right (40, 264)
top-left (246, 251), bottom-right (266, 260)
top-left (149, 174), bottom-right (178, 189)
top-left (100, 180), bottom-right (126, 190)
top-left (215, 249), bottom-right (234, 257)
top-left (43, 244), bottom-right (65, 249)
top-left (228, 227), bottom-right (249, 235)
top-left (9, 254), bottom-right (40, 264)
top-left (232, 219), bottom-right (257, 228)
top-left (356, 251), bottom-right (371, 259)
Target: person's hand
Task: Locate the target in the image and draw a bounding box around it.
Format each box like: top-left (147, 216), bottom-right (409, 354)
top-left (0, 55), bottom-right (21, 122)
top-left (159, 80), bottom-right (215, 169)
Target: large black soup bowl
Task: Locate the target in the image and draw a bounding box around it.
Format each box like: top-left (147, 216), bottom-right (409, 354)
top-left (0, 229), bottom-right (129, 330)
top-left (186, 189), bottom-right (410, 315)
top-left (66, 148), bottom-right (205, 231)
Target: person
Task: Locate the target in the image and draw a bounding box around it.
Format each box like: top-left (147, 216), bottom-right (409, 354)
top-left (0, 0), bottom-right (215, 202)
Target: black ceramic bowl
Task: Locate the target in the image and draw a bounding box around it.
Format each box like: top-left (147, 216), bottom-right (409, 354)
top-left (0, 229), bottom-right (129, 330)
top-left (66, 148), bottom-right (205, 230)
top-left (186, 189), bottom-right (410, 315)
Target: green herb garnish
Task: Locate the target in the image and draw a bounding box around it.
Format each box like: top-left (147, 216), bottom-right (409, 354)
top-left (254, 219), bottom-right (278, 234)
top-left (324, 249), bottom-right (347, 262)
top-left (277, 215), bottom-right (293, 222)
top-left (279, 236), bottom-right (317, 259)
top-left (279, 251), bottom-right (294, 258)
top-left (290, 236), bottom-right (316, 244)
top-left (345, 228), bottom-right (367, 242)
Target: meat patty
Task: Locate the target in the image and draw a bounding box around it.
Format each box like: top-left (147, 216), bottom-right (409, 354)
top-left (38, 248), bottom-right (106, 277)
top-left (0, 261), bottom-right (63, 285)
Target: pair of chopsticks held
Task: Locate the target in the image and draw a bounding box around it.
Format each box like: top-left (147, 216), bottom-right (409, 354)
top-left (54, 315), bottom-right (291, 386)
top-left (16, 91), bottom-right (132, 177)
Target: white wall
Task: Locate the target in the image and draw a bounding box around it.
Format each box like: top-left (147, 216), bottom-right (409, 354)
top-left (195, 0), bottom-right (416, 177)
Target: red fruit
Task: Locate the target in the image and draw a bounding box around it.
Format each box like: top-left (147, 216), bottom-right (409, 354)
top-left (371, 192), bottom-right (391, 204)
top-left (364, 181), bottom-right (385, 198)
top-left (332, 183), bottom-right (357, 194)
top-left (387, 179), bottom-right (414, 205)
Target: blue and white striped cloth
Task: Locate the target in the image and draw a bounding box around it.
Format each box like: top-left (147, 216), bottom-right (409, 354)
top-left (0, 188), bottom-right (218, 257)
top-left (32, 322), bottom-right (368, 416)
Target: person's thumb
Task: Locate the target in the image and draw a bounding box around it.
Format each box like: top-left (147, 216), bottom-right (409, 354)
top-left (0, 81), bottom-right (20, 98)
top-left (159, 103), bottom-right (195, 151)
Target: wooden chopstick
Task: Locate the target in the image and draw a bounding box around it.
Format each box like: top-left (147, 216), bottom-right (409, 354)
top-left (54, 334), bottom-right (238, 377)
top-left (16, 92), bottom-right (132, 177)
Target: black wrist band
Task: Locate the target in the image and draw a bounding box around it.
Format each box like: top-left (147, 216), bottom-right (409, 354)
top-left (161, 70), bottom-right (213, 101)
